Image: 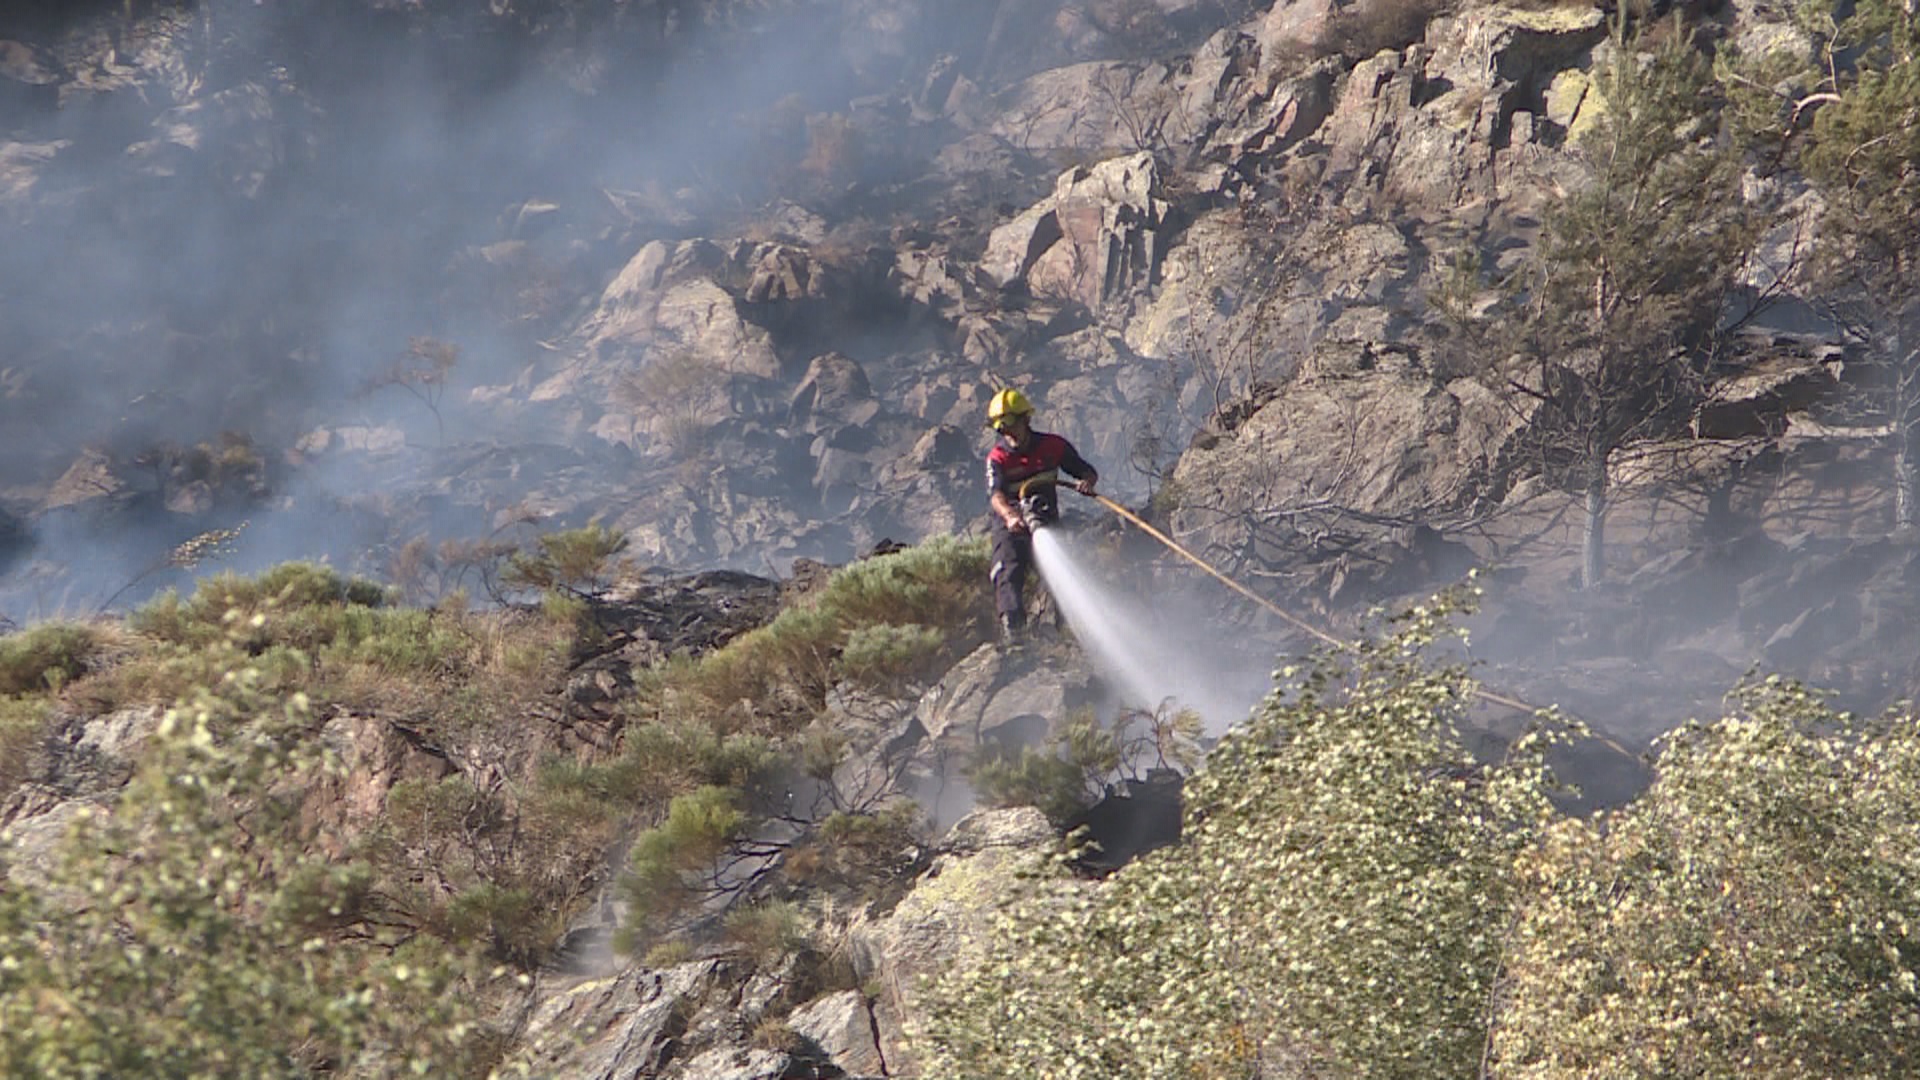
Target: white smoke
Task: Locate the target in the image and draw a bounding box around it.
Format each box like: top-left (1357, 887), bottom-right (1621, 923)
top-left (1031, 526), bottom-right (1265, 733)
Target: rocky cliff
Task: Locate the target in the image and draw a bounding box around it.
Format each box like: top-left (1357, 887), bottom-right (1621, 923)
top-left (4, 0), bottom-right (1920, 1074)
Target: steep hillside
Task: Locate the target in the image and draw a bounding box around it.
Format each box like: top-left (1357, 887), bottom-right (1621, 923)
top-left (7, 0), bottom-right (1920, 1074)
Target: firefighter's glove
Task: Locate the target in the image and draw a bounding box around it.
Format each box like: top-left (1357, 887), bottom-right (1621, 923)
top-left (1004, 511), bottom-right (1028, 534)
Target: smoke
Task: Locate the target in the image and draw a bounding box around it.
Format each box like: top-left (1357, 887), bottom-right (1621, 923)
top-left (0, 1), bottom-right (1089, 613)
top-left (1031, 525), bottom-right (1270, 733)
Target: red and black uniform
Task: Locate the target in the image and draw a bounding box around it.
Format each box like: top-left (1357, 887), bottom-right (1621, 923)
top-left (986, 431), bottom-right (1097, 626)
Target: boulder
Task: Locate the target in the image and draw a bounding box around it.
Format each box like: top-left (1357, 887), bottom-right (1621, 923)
top-left (852, 807), bottom-right (1063, 1076)
top-left (786, 989), bottom-right (892, 1078)
top-left (303, 711), bottom-right (457, 855)
top-left (517, 962), bottom-right (723, 1079)
top-left (788, 353), bottom-right (880, 434)
top-left (73, 705), bottom-right (164, 764)
top-left (566, 239), bottom-right (781, 390)
top-left (672, 1047), bottom-right (793, 1080)
top-left (1171, 343), bottom-right (1526, 565)
top-left (981, 152), bottom-right (1169, 309)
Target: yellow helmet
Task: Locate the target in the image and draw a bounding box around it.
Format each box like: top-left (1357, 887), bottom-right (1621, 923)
top-left (987, 388), bottom-right (1034, 429)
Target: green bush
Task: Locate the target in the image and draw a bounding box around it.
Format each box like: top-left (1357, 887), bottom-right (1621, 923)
top-left (0, 621), bottom-right (98, 695)
top-left (967, 706), bottom-right (1201, 828)
top-left (1493, 679), bottom-right (1920, 1077)
top-left (543, 720), bottom-right (777, 815)
top-left (0, 659), bottom-right (501, 1076)
top-left (369, 772), bottom-right (608, 970)
top-left (132, 562), bottom-right (385, 649)
top-left (644, 535), bottom-right (990, 733)
top-left (619, 785), bottom-right (748, 940)
top-left (502, 524), bottom-right (630, 598)
top-left (837, 622), bottom-right (946, 692)
top-left (722, 899), bottom-right (808, 964)
top-left (924, 591), bottom-right (1570, 1077)
top-left (0, 696), bottom-right (48, 801)
top-left (318, 606), bottom-right (472, 676)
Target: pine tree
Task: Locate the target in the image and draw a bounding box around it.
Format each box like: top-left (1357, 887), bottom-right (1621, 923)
top-left (1454, 16), bottom-right (1765, 588)
top-left (1787, 0), bottom-right (1920, 526)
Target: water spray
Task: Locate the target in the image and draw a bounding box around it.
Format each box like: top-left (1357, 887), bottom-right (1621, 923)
top-left (1049, 490), bottom-right (1631, 754)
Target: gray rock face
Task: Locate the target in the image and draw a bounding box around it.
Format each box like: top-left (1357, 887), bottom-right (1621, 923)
top-left (1170, 341), bottom-right (1525, 566)
top-left (787, 989), bottom-right (891, 1078)
top-left (982, 152), bottom-right (1170, 310)
top-left (674, 1046), bottom-right (793, 1080)
top-left (852, 807), bottom-right (1062, 1076)
top-left (517, 962), bottom-right (721, 1079)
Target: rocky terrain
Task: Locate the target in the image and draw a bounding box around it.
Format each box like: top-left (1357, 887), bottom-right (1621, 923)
top-left (5, 0), bottom-right (1920, 1074)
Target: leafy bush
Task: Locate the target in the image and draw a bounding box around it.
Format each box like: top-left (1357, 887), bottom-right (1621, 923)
top-left (547, 720), bottom-right (777, 813)
top-left (0, 659), bottom-right (503, 1076)
top-left (0, 621), bottom-right (98, 695)
top-left (1493, 679), bottom-right (1920, 1076)
top-left (722, 899), bottom-right (808, 964)
top-left (619, 785), bottom-right (750, 941)
top-left (643, 535), bottom-right (989, 734)
top-left (370, 774), bottom-right (610, 970)
top-left (968, 704), bottom-right (1202, 827)
top-left (924, 592), bottom-right (1571, 1077)
top-left (836, 622), bottom-right (945, 692)
top-left (0, 696), bottom-right (48, 801)
top-left (131, 562), bottom-right (385, 649)
top-left (502, 524), bottom-right (630, 599)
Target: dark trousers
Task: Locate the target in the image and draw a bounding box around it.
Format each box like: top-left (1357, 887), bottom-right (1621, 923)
top-left (989, 516), bottom-right (1033, 625)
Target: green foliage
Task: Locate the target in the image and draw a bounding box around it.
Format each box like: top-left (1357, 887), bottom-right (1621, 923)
top-left (1795, 0), bottom-right (1920, 270)
top-left (967, 704), bottom-right (1203, 827)
top-left (620, 785), bottom-right (749, 938)
top-left (0, 621), bottom-right (99, 695)
top-left (788, 802), bottom-right (924, 888)
top-left (545, 720), bottom-right (777, 814)
top-left (1746, 0), bottom-right (1920, 522)
top-left (0, 658), bottom-right (503, 1076)
top-left (1493, 679), bottom-right (1920, 1077)
top-left (501, 524), bottom-right (630, 598)
top-left (0, 696), bottom-right (49, 801)
top-left (722, 899), bottom-right (808, 963)
top-left (1454, 16), bottom-right (1764, 586)
top-left (967, 710), bottom-right (1120, 828)
top-left (835, 622), bottom-right (945, 692)
top-left (643, 535), bottom-right (989, 734)
top-left (131, 562), bottom-right (386, 649)
top-left (924, 590), bottom-right (1571, 1077)
top-left (369, 774), bottom-right (609, 971)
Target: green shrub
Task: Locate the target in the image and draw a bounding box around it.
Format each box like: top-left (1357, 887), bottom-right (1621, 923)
top-left (0, 657), bottom-right (500, 1076)
top-left (924, 590), bottom-right (1571, 1077)
top-left (0, 621), bottom-right (98, 695)
top-left (502, 524), bottom-right (630, 598)
top-left (373, 774), bottom-right (606, 970)
top-left (543, 721), bottom-right (777, 814)
top-left (1493, 679), bottom-right (1920, 1077)
top-left (0, 696), bottom-right (48, 800)
top-left (966, 706), bottom-right (1199, 828)
top-left (643, 535), bottom-right (990, 732)
top-left (642, 938), bottom-right (696, 968)
top-left (319, 606), bottom-right (471, 676)
top-left (131, 562), bottom-right (384, 648)
top-left (837, 623), bottom-right (945, 691)
top-left (968, 742), bottom-right (1099, 828)
top-left (619, 785), bottom-right (748, 940)
top-left (722, 899), bottom-right (808, 965)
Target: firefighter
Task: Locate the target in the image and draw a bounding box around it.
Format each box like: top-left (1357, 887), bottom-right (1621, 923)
top-left (984, 388), bottom-right (1098, 643)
